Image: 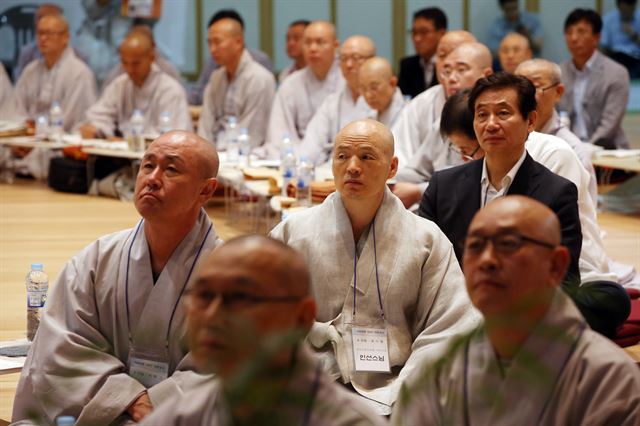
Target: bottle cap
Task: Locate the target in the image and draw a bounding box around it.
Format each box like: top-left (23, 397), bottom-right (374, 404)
top-left (56, 416), bottom-right (76, 426)
top-left (31, 263), bottom-right (43, 271)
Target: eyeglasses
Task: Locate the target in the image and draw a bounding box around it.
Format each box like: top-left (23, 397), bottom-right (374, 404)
top-left (449, 142), bottom-right (481, 161)
top-left (339, 54), bottom-right (372, 64)
top-left (185, 288), bottom-right (302, 311)
top-left (464, 231), bottom-right (556, 255)
top-left (37, 30), bottom-right (66, 38)
top-left (535, 82), bottom-right (560, 94)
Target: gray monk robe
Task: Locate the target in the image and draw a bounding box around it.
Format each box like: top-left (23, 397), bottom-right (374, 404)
top-left (270, 187), bottom-right (479, 414)
top-left (392, 290), bottom-right (640, 426)
top-left (12, 210), bottom-right (221, 426)
top-left (138, 345), bottom-right (387, 426)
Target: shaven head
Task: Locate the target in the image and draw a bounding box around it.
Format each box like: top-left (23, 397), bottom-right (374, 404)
top-left (463, 196), bottom-right (568, 323)
top-left (36, 14), bottom-right (70, 65)
top-left (120, 30), bottom-right (156, 87)
top-left (359, 57), bottom-right (397, 113)
top-left (303, 21), bottom-right (339, 79)
top-left (35, 3), bottom-right (62, 24)
top-left (332, 119), bottom-right (397, 203)
top-left (207, 17), bottom-right (244, 69)
top-left (435, 30), bottom-right (477, 71)
top-left (515, 59), bottom-right (565, 132)
top-left (339, 35), bottom-right (376, 91)
top-left (441, 42), bottom-right (493, 97)
top-left (499, 32), bottom-right (533, 73)
top-left (187, 235), bottom-right (315, 377)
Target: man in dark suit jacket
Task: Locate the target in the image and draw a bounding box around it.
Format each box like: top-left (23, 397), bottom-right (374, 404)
top-left (420, 72), bottom-right (629, 338)
top-left (398, 8), bottom-right (447, 98)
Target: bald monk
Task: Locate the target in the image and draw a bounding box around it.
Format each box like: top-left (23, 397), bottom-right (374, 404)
top-left (139, 236), bottom-right (386, 425)
top-left (393, 196), bottom-right (640, 425)
top-left (271, 119), bottom-right (478, 415)
top-left (391, 31), bottom-right (477, 169)
top-left (298, 35), bottom-right (376, 165)
top-left (359, 57), bottom-right (407, 162)
top-left (498, 32), bottom-right (533, 73)
top-left (14, 13), bottom-right (97, 132)
top-left (13, 131), bottom-right (222, 425)
top-left (197, 16), bottom-right (275, 149)
top-left (262, 21), bottom-right (344, 157)
top-left (393, 42), bottom-right (493, 208)
top-left (79, 29), bottom-right (192, 139)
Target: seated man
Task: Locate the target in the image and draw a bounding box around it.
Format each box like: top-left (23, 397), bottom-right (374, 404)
top-left (79, 29), bottom-right (192, 139)
top-left (393, 41), bottom-right (492, 207)
top-left (515, 58), bottom-right (598, 204)
top-left (393, 197), bottom-right (640, 425)
top-left (197, 14), bottom-right (275, 149)
top-left (559, 8), bottom-right (630, 149)
top-left (398, 7), bottom-right (447, 98)
top-left (279, 19), bottom-right (310, 83)
top-left (14, 13), bottom-right (97, 132)
top-left (298, 35), bottom-right (376, 165)
top-left (601, 0), bottom-right (640, 79)
top-left (420, 73), bottom-right (630, 337)
top-left (188, 9), bottom-right (274, 106)
top-left (101, 25), bottom-right (183, 89)
top-left (498, 32), bottom-right (532, 73)
top-left (488, 0), bottom-right (543, 56)
top-left (263, 21), bottom-right (343, 156)
top-left (270, 119), bottom-right (479, 415)
top-left (359, 57), bottom-right (407, 161)
top-left (139, 235), bottom-right (386, 425)
top-left (12, 131), bottom-right (222, 425)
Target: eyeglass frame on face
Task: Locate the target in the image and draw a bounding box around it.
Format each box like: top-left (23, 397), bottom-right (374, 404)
top-left (37, 30), bottom-right (66, 38)
top-left (448, 141), bottom-right (481, 161)
top-left (464, 231), bottom-right (557, 256)
top-left (535, 82), bottom-right (560, 95)
top-left (339, 54), bottom-right (373, 64)
top-left (185, 287), bottom-right (303, 311)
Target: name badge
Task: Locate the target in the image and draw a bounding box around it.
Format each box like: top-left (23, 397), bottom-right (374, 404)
top-left (128, 347), bottom-right (169, 388)
top-left (351, 326), bottom-right (390, 373)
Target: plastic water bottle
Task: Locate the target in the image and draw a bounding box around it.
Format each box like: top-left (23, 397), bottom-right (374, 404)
top-left (26, 263), bottom-right (49, 341)
top-left (158, 111), bottom-right (172, 134)
top-left (56, 416), bottom-right (76, 426)
top-left (296, 156), bottom-right (314, 207)
top-left (559, 111), bottom-right (571, 129)
top-left (49, 101), bottom-right (63, 143)
top-left (238, 128), bottom-right (251, 167)
top-left (226, 116), bottom-right (239, 165)
top-left (35, 114), bottom-right (49, 140)
top-left (130, 109), bottom-right (145, 152)
top-left (281, 133), bottom-right (296, 197)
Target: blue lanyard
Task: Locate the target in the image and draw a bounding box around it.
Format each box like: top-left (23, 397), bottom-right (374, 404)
top-left (352, 218), bottom-right (385, 321)
top-left (125, 219), bottom-right (213, 347)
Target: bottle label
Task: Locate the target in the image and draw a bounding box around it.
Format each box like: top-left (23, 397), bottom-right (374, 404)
top-left (27, 291), bottom-right (46, 308)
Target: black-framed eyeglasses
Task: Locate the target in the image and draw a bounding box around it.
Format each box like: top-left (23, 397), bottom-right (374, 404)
top-left (448, 142), bottom-right (481, 161)
top-left (536, 82), bottom-right (560, 94)
top-left (185, 288), bottom-right (302, 311)
top-left (464, 231), bottom-right (556, 255)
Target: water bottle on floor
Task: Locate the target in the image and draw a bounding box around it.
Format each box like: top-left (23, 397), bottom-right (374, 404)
top-left (49, 101), bottom-right (63, 143)
top-left (26, 263), bottom-right (49, 341)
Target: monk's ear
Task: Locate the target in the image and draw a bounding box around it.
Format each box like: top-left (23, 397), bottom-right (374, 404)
top-left (296, 297), bottom-right (316, 330)
top-left (388, 156), bottom-right (399, 179)
top-left (390, 76), bottom-right (398, 89)
top-left (549, 246), bottom-right (569, 288)
top-left (200, 178), bottom-right (218, 201)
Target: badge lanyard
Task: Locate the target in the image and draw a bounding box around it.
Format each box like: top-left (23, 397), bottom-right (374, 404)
top-left (352, 218), bottom-right (385, 321)
top-left (125, 219), bottom-right (213, 349)
top-left (461, 324), bottom-right (585, 426)
top-left (300, 361), bottom-right (323, 426)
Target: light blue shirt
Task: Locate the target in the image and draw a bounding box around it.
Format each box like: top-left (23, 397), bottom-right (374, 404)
top-left (570, 52), bottom-right (598, 141)
top-left (601, 9), bottom-right (640, 59)
top-left (487, 11), bottom-right (543, 53)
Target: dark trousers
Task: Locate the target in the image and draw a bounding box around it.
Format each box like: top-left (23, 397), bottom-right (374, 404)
top-left (609, 51), bottom-right (640, 79)
top-left (565, 281), bottom-right (631, 338)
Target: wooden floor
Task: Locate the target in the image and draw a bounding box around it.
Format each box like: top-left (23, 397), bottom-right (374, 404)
top-left (1, 177), bottom-right (639, 422)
